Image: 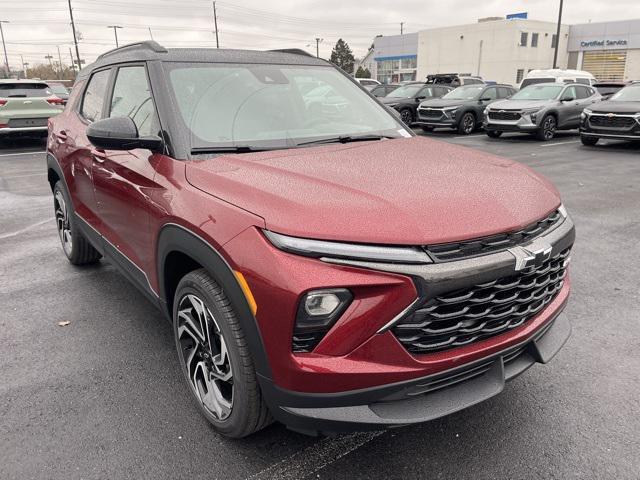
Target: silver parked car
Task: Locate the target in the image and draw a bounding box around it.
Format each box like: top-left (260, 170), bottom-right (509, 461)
top-left (483, 83), bottom-right (601, 141)
top-left (0, 80), bottom-right (65, 137)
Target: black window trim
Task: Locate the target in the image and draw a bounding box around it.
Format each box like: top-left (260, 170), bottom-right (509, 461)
top-left (77, 66), bottom-right (115, 125)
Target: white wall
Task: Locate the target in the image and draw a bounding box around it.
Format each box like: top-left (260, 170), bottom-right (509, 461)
top-left (625, 49), bottom-right (640, 80)
top-left (417, 20), bottom-right (570, 85)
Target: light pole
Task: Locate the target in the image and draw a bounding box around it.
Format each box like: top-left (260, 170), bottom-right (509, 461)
top-left (57, 45), bottom-right (63, 79)
top-left (45, 54), bottom-right (54, 69)
top-left (553, 0), bottom-right (564, 69)
top-left (315, 37), bottom-right (323, 58)
top-left (20, 54), bottom-right (27, 79)
top-left (107, 25), bottom-right (123, 47)
top-left (0, 20), bottom-right (10, 76)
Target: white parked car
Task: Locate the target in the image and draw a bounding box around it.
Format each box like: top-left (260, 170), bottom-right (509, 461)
top-left (520, 69), bottom-right (596, 89)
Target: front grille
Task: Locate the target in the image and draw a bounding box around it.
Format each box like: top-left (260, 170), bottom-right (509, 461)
top-left (589, 114), bottom-right (636, 129)
top-left (425, 209), bottom-right (562, 262)
top-left (419, 108), bottom-right (444, 120)
top-left (392, 248), bottom-right (570, 354)
top-left (489, 110), bottom-right (521, 121)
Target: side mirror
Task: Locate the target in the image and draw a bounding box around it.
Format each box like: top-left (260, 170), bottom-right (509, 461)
top-left (561, 96), bottom-right (575, 102)
top-left (415, 96), bottom-right (426, 101)
top-left (479, 97), bottom-right (492, 102)
top-left (86, 116), bottom-right (163, 152)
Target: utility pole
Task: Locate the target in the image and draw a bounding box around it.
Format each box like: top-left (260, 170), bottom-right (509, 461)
top-left (212, 1), bottom-right (219, 48)
top-left (57, 45), bottom-right (63, 79)
top-left (0, 20), bottom-right (10, 76)
top-left (67, 0), bottom-right (82, 71)
top-left (552, 0), bottom-right (564, 69)
top-left (68, 47), bottom-right (76, 76)
top-left (148, 27), bottom-right (154, 40)
top-left (400, 22), bottom-right (404, 35)
top-left (20, 54), bottom-right (27, 79)
top-left (315, 37), bottom-right (323, 58)
top-left (45, 54), bottom-right (54, 69)
top-left (477, 39), bottom-right (483, 76)
top-left (107, 25), bottom-right (123, 47)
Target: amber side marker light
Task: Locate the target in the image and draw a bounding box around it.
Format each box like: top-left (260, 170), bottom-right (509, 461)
top-left (234, 271), bottom-right (258, 316)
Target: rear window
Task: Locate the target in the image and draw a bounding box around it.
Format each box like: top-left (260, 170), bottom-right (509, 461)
top-left (0, 83), bottom-right (52, 98)
top-left (520, 78), bottom-right (554, 88)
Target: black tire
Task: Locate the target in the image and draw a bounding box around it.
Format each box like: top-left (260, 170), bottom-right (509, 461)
top-left (536, 115), bottom-right (557, 141)
top-left (53, 181), bottom-right (101, 265)
top-left (457, 112), bottom-right (476, 135)
top-left (581, 134), bottom-right (599, 146)
top-left (399, 108), bottom-right (414, 124)
top-left (173, 269), bottom-right (272, 438)
top-left (486, 130), bottom-right (503, 138)
top-left (421, 126), bottom-right (434, 133)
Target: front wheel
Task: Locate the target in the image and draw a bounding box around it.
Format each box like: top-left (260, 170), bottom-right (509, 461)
top-left (536, 115), bottom-right (557, 141)
top-left (457, 112), bottom-right (476, 135)
top-left (399, 108), bottom-right (414, 124)
top-left (581, 134), bottom-right (599, 146)
top-left (173, 269), bottom-right (272, 438)
top-left (486, 130), bottom-right (503, 138)
top-left (53, 181), bottom-right (101, 265)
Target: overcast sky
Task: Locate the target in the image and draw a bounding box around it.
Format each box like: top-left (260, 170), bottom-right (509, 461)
top-left (2, 0), bottom-right (639, 69)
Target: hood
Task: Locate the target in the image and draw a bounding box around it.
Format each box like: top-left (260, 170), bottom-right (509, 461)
top-left (418, 98), bottom-right (472, 108)
top-left (590, 101), bottom-right (640, 114)
top-left (186, 136), bottom-right (560, 245)
top-left (489, 99), bottom-right (552, 110)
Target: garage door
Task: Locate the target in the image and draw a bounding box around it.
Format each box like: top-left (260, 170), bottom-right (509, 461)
top-left (582, 50), bottom-right (627, 81)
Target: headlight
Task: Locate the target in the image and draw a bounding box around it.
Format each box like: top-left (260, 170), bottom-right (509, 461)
top-left (484, 107), bottom-right (490, 115)
top-left (583, 108), bottom-right (592, 116)
top-left (263, 230), bottom-right (432, 264)
top-left (443, 105), bottom-right (461, 111)
top-left (522, 108), bottom-right (541, 115)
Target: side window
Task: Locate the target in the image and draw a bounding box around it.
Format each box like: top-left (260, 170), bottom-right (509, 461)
top-left (576, 86), bottom-right (593, 99)
top-left (109, 66), bottom-right (160, 137)
top-left (417, 87), bottom-right (432, 98)
top-left (497, 87), bottom-right (511, 98)
top-left (80, 69), bottom-right (111, 123)
top-left (563, 86), bottom-right (578, 100)
top-left (482, 87), bottom-right (497, 100)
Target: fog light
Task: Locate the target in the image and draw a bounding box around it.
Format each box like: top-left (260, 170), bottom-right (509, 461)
top-left (293, 289), bottom-right (353, 352)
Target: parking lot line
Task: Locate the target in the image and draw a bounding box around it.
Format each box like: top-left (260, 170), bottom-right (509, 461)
top-left (0, 150), bottom-right (46, 157)
top-left (247, 431), bottom-right (383, 480)
top-left (540, 140), bottom-right (581, 147)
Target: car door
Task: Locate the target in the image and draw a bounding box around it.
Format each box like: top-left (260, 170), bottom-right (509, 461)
top-left (91, 64), bottom-right (162, 289)
top-left (477, 86), bottom-right (498, 116)
top-left (66, 68), bottom-right (113, 232)
top-left (558, 85), bottom-right (582, 127)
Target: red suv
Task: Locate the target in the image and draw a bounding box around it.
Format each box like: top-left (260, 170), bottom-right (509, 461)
top-left (46, 42), bottom-right (575, 438)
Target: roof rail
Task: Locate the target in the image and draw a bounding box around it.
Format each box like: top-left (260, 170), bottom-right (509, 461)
top-left (97, 41), bottom-right (168, 60)
top-left (267, 48), bottom-right (315, 58)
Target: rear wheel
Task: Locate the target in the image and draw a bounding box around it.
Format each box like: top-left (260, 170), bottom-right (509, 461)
top-left (53, 181), bottom-right (101, 265)
top-left (486, 130), bottom-right (503, 138)
top-left (173, 269), bottom-right (272, 438)
top-left (581, 134), bottom-right (599, 146)
top-left (536, 115), bottom-right (557, 141)
top-left (457, 112), bottom-right (476, 135)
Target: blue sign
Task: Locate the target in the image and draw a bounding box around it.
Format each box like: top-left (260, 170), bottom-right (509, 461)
top-left (507, 12), bottom-right (528, 19)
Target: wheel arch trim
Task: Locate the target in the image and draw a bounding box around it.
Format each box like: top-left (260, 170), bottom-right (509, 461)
top-left (157, 222), bottom-right (272, 379)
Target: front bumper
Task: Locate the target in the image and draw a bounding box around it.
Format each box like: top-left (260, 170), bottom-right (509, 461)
top-left (483, 112), bottom-right (539, 132)
top-left (261, 310), bottom-right (570, 435)
top-left (414, 108), bottom-right (458, 128)
top-left (0, 126), bottom-right (49, 135)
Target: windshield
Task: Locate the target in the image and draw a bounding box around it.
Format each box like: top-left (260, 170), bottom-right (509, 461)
top-left (511, 85), bottom-right (563, 101)
top-left (609, 85), bottom-right (640, 102)
top-left (166, 63), bottom-right (403, 151)
top-left (388, 84), bottom-right (424, 98)
top-left (442, 85), bottom-right (484, 100)
top-left (520, 78), bottom-right (555, 88)
top-left (0, 83), bottom-right (53, 98)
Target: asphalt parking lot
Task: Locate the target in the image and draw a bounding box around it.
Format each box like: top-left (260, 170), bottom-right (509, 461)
top-left (1, 130), bottom-right (639, 480)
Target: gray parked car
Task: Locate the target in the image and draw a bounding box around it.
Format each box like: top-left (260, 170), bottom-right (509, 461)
top-left (415, 84), bottom-right (516, 134)
top-left (483, 83), bottom-right (601, 141)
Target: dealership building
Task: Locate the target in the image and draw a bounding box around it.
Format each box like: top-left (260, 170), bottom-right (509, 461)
top-left (567, 19), bottom-right (640, 81)
top-left (367, 16), bottom-right (640, 85)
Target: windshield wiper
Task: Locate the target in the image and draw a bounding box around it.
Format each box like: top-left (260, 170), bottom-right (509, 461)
top-left (296, 134), bottom-right (398, 147)
top-left (190, 145), bottom-right (287, 154)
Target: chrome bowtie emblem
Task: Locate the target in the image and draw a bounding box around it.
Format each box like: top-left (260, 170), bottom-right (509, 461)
top-left (607, 113), bottom-right (615, 118)
top-left (509, 242), bottom-right (552, 271)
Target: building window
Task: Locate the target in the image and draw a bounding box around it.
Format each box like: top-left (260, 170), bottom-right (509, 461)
top-left (531, 33), bottom-right (539, 47)
top-left (520, 32), bottom-right (528, 47)
top-left (551, 34), bottom-right (558, 48)
top-left (516, 69), bottom-right (525, 83)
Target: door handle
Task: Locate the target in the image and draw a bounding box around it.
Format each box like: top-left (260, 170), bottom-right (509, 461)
top-left (91, 148), bottom-right (107, 163)
top-left (55, 130), bottom-right (68, 143)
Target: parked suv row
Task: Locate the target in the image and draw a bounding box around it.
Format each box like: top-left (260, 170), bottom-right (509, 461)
top-left (380, 82), bottom-right (452, 124)
top-left (47, 41), bottom-right (574, 437)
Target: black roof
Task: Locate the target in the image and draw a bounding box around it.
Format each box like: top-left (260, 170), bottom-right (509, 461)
top-left (77, 41), bottom-right (327, 80)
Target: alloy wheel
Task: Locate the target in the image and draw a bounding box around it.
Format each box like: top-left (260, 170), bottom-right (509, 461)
top-left (462, 114), bottom-right (475, 134)
top-left (177, 293), bottom-right (234, 420)
top-left (54, 190), bottom-right (73, 256)
top-left (400, 109), bottom-right (413, 124)
top-left (543, 116), bottom-right (557, 140)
